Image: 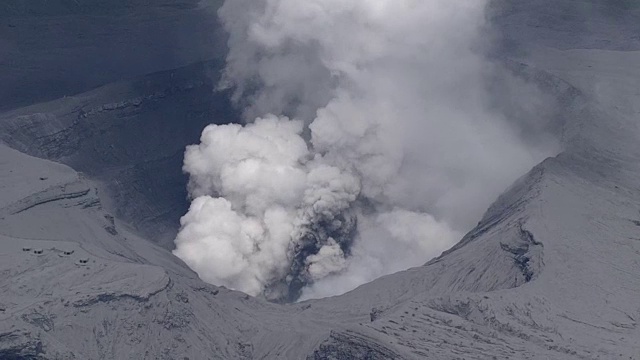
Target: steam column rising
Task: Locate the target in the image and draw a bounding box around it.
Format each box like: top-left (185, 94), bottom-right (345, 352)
top-left (174, 0), bottom-right (552, 301)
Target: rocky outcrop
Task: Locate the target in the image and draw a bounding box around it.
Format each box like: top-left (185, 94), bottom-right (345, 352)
top-left (308, 331), bottom-right (401, 360)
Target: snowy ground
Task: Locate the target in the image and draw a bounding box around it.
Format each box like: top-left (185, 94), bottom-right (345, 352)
top-left (1, 0), bottom-right (640, 359)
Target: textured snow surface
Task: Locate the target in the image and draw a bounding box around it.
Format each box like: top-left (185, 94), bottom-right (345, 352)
top-left (0, 61), bottom-right (236, 248)
top-left (1, 1), bottom-right (640, 359)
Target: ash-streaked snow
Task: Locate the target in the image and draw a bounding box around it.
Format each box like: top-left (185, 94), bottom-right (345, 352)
top-left (0, 0), bottom-right (639, 359)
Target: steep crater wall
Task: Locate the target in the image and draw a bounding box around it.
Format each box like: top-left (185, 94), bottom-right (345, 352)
top-left (0, 61), bottom-right (238, 248)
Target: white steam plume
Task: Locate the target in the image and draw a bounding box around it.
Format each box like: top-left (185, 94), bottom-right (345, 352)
top-left (174, 0), bottom-right (556, 301)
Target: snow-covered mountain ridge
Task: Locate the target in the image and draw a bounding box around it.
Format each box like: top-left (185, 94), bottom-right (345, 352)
top-left (1, 1), bottom-right (640, 359)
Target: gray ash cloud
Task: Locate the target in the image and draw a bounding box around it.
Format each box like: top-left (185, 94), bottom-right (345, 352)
top-left (173, 0), bottom-right (557, 302)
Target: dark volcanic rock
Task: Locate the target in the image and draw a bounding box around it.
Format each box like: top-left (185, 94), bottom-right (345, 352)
top-left (0, 61), bottom-right (238, 248)
top-left (0, 0), bottom-right (227, 111)
top-left (308, 331), bottom-right (401, 360)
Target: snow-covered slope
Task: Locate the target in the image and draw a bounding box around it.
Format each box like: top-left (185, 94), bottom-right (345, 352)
top-left (1, 49), bottom-right (638, 359)
top-left (1, 0), bottom-right (640, 359)
top-left (0, 61), bottom-right (236, 249)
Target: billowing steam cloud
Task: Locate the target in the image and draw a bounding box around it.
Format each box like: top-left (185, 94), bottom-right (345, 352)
top-left (174, 0), bottom-right (556, 301)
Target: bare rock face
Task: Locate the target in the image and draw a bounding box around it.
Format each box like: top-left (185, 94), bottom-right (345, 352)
top-left (307, 331), bottom-right (401, 360)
